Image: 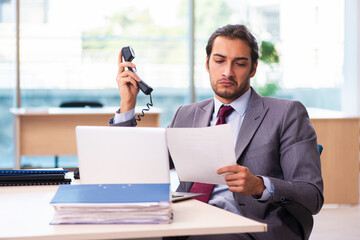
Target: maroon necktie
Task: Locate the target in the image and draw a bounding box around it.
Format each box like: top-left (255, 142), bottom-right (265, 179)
top-left (189, 105), bottom-right (234, 203)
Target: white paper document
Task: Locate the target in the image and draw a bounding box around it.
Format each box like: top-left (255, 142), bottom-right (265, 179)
top-left (51, 202), bottom-right (173, 224)
top-left (166, 124), bottom-right (237, 185)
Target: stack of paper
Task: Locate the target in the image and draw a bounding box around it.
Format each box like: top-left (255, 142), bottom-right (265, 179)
top-left (50, 183), bottom-right (172, 224)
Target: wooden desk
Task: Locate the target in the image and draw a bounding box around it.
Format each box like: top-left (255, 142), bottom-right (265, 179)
top-left (11, 106), bottom-right (359, 204)
top-left (0, 185), bottom-right (267, 240)
top-left (11, 107), bottom-right (161, 169)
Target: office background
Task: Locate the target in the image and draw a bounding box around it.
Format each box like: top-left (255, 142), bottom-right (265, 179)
top-left (0, 0), bottom-right (358, 169)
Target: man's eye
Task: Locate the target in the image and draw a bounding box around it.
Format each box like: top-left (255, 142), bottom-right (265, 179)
top-left (236, 62), bottom-right (246, 66)
top-left (214, 60), bottom-right (224, 63)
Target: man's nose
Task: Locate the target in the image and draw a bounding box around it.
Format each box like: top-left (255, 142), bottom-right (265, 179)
top-left (222, 63), bottom-right (235, 77)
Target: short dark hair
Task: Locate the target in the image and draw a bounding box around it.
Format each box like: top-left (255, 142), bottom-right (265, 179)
top-left (206, 24), bottom-right (259, 70)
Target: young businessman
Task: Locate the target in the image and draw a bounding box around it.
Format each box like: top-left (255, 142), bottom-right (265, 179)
top-left (109, 24), bottom-right (324, 240)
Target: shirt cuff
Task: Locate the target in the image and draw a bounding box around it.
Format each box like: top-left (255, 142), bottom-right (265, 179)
top-left (114, 108), bottom-right (135, 124)
top-left (253, 176), bottom-right (274, 202)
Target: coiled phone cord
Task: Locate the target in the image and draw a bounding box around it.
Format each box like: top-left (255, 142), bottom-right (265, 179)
top-left (133, 93), bottom-right (153, 126)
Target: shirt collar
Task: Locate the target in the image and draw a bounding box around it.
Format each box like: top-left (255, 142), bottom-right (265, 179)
top-left (213, 88), bottom-right (251, 117)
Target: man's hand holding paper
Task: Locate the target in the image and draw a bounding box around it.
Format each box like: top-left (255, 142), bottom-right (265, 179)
top-left (217, 165), bottom-right (265, 196)
top-left (166, 124), bottom-right (237, 185)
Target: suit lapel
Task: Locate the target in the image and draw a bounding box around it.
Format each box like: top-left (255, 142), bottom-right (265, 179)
top-left (235, 89), bottom-right (269, 160)
top-left (192, 99), bottom-right (214, 127)
top-left (187, 94), bottom-right (268, 160)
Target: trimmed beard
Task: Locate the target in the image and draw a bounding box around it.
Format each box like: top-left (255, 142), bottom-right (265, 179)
top-left (210, 76), bottom-right (251, 101)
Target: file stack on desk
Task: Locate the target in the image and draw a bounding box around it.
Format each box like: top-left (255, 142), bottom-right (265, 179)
top-left (50, 183), bottom-right (173, 224)
top-left (0, 169), bottom-right (71, 186)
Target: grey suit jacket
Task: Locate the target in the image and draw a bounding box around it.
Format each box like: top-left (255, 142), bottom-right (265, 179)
top-left (109, 88), bottom-right (324, 240)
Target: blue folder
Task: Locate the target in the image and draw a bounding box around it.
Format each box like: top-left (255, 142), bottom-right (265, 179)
top-left (50, 183), bottom-right (170, 204)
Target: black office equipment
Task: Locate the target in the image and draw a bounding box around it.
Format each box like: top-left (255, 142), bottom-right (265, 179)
top-left (60, 101), bottom-right (103, 108)
top-left (121, 46), bottom-right (153, 95)
top-left (121, 46), bottom-right (153, 125)
top-left (0, 169), bottom-right (71, 186)
top-left (73, 167), bottom-right (80, 179)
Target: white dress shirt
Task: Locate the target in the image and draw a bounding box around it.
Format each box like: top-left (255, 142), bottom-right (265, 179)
top-left (207, 89), bottom-right (274, 215)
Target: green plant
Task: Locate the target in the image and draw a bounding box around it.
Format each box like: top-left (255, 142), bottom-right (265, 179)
top-left (259, 40), bottom-right (279, 65)
top-left (255, 40), bottom-right (280, 97)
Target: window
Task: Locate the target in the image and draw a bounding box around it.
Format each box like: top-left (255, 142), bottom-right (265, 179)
top-left (0, 0), bottom-right (348, 168)
top-left (19, 0), bottom-right (189, 124)
top-left (0, 0), bottom-right (13, 23)
top-left (194, 0), bottom-right (344, 111)
top-left (0, 0), bottom-right (15, 168)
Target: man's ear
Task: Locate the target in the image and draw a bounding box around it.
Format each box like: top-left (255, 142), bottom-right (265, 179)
top-left (205, 56), bottom-right (209, 73)
top-left (250, 61), bottom-right (258, 78)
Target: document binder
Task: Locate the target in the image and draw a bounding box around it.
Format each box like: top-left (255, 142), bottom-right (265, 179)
top-left (0, 179), bottom-right (71, 186)
top-left (50, 183), bottom-right (173, 224)
top-left (51, 183), bottom-right (170, 204)
top-left (0, 169), bottom-right (68, 175)
top-left (0, 169), bottom-right (71, 186)
top-left (0, 174), bottom-right (66, 181)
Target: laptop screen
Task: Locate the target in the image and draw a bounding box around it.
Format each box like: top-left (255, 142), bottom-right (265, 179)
top-left (76, 126), bottom-right (170, 184)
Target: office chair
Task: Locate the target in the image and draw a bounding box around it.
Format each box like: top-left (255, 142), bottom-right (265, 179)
top-left (277, 144), bottom-right (323, 240)
top-left (318, 144), bottom-right (323, 155)
top-left (54, 101), bottom-right (103, 167)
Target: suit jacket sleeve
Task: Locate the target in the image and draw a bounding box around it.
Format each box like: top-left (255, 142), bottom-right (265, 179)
top-left (109, 116), bottom-right (136, 127)
top-left (263, 100), bottom-right (323, 214)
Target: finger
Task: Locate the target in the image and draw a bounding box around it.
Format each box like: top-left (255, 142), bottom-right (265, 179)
top-left (224, 172), bottom-right (244, 181)
top-left (226, 178), bottom-right (247, 191)
top-left (217, 165), bottom-right (242, 175)
top-left (217, 166), bottom-right (232, 174)
top-left (119, 70), bottom-right (141, 83)
top-left (118, 51), bottom-right (124, 73)
top-left (125, 77), bottom-right (139, 89)
top-left (228, 186), bottom-right (246, 193)
top-left (117, 74), bottom-right (139, 89)
top-left (118, 62), bottom-right (137, 75)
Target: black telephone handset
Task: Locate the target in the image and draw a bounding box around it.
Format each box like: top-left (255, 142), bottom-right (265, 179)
top-left (121, 46), bottom-right (153, 95)
top-left (121, 46), bottom-right (153, 125)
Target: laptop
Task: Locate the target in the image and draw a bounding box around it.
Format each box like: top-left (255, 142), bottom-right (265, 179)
top-left (76, 126), bottom-right (170, 184)
top-left (75, 126), bottom-right (202, 201)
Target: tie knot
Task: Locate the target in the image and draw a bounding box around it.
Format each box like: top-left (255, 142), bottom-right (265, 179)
top-left (216, 105), bottom-right (234, 125)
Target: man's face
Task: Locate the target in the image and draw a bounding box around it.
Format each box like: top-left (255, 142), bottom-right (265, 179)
top-left (206, 36), bottom-right (257, 104)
